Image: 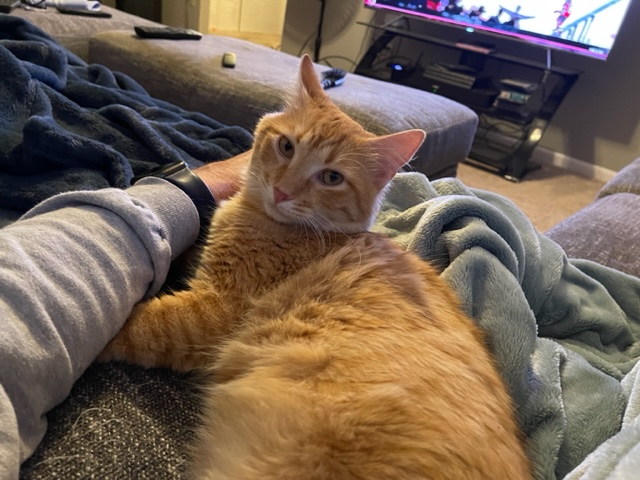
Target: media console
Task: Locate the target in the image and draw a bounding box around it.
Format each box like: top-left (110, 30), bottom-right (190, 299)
top-left (355, 21), bottom-right (581, 181)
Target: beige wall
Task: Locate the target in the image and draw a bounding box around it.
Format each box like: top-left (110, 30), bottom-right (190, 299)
top-left (282, 2), bottom-right (640, 172)
top-left (161, 0), bottom-right (209, 32)
top-left (537, 4), bottom-right (640, 172)
top-left (281, 6), bottom-right (375, 72)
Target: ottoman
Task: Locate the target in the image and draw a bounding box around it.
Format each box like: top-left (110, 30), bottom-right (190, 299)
top-left (89, 30), bottom-right (478, 179)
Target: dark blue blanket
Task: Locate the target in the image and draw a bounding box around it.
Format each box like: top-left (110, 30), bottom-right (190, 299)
top-left (0, 15), bottom-right (253, 226)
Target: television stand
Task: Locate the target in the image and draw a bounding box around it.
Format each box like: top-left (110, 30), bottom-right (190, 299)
top-left (355, 21), bottom-right (580, 181)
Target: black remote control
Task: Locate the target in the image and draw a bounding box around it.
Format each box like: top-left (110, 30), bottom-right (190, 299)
top-left (321, 68), bottom-right (347, 90)
top-left (134, 26), bottom-right (203, 40)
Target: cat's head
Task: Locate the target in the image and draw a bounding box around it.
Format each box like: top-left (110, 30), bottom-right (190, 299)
top-left (244, 54), bottom-right (425, 233)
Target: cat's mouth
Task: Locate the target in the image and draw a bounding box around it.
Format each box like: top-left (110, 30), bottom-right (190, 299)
top-left (264, 198), bottom-right (299, 225)
top-left (264, 199), bottom-right (330, 231)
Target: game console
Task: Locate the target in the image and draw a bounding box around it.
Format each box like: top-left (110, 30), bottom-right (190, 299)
top-left (423, 63), bottom-right (491, 90)
top-left (498, 78), bottom-right (538, 93)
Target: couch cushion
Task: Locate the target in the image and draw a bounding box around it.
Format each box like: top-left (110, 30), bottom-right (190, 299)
top-left (89, 30), bottom-right (478, 180)
top-left (545, 192), bottom-right (640, 278)
top-left (546, 157), bottom-right (640, 278)
top-left (597, 157), bottom-right (640, 198)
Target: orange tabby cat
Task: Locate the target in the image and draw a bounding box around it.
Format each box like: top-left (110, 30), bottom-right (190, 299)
top-left (100, 55), bottom-right (531, 479)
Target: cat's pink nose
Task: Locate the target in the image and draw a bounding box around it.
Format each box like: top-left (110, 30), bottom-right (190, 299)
top-left (273, 186), bottom-right (292, 204)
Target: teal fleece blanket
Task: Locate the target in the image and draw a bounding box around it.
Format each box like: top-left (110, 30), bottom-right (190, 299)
top-left (375, 173), bottom-right (640, 479)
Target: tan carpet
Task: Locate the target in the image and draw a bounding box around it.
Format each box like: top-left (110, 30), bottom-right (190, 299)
top-left (455, 161), bottom-right (606, 233)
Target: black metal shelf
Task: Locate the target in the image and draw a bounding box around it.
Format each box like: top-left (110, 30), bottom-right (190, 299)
top-left (355, 20), bottom-right (580, 181)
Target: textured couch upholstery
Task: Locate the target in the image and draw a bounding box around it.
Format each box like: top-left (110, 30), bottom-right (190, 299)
top-left (546, 157), bottom-right (640, 278)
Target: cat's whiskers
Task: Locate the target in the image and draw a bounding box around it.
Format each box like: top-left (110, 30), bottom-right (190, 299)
top-left (310, 210), bottom-right (347, 238)
top-left (310, 210), bottom-right (366, 269)
top-left (300, 218), bottom-right (327, 258)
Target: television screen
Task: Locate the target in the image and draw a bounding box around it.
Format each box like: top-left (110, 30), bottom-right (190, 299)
top-left (363, 0), bottom-right (632, 60)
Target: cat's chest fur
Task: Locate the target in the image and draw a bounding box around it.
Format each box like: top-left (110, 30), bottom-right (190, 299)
top-left (192, 197), bottom-right (352, 300)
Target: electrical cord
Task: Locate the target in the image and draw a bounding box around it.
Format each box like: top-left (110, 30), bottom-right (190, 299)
top-left (311, 9), bottom-right (390, 74)
top-left (389, 15), bottom-right (411, 62)
top-left (316, 56), bottom-right (357, 69)
top-left (474, 113), bottom-right (527, 153)
top-left (297, 32), bottom-right (315, 57)
top-left (539, 69), bottom-right (551, 105)
top-left (354, 22), bottom-right (375, 72)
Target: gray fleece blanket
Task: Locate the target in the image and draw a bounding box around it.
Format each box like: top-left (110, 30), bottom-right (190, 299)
top-left (375, 173), bottom-right (640, 479)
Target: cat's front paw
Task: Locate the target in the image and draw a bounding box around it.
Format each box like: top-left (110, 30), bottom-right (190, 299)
top-left (94, 303), bottom-right (151, 366)
top-left (95, 335), bottom-right (132, 364)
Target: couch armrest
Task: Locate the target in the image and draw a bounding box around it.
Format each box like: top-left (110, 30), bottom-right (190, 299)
top-left (597, 157), bottom-right (640, 198)
top-left (545, 193), bottom-right (640, 278)
top-left (89, 31), bottom-right (478, 179)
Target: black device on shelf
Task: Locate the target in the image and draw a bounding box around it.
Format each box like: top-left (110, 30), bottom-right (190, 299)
top-left (423, 63), bottom-right (490, 89)
top-left (398, 64), bottom-right (498, 109)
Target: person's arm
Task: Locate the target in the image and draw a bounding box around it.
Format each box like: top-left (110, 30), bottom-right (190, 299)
top-left (193, 149), bottom-right (251, 201)
top-left (0, 155), bottom-right (248, 477)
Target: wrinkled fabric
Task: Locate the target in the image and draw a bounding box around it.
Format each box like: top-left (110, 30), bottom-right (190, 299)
top-left (375, 173), bottom-right (640, 479)
top-left (0, 15), bottom-right (253, 227)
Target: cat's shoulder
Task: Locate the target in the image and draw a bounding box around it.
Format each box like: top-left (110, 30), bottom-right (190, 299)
top-left (324, 231), bottom-right (424, 272)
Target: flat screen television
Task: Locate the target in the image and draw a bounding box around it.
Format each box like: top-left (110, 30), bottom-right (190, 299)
top-left (363, 0), bottom-right (632, 60)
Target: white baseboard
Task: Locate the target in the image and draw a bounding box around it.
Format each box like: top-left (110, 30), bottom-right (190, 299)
top-left (530, 147), bottom-right (617, 183)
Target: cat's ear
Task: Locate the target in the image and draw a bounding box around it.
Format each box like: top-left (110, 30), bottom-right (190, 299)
top-left (369, 129), bottom-right (426, 188)
top-left (299, 54), bottom-right (326, 100)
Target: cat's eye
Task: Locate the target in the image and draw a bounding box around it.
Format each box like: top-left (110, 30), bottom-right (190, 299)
top-left (319, 170), bottom-right (344, 186)
top-left (278, 136), bottom-right (295, 159)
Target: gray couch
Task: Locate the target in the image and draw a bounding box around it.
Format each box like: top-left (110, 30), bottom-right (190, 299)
top-left (10, 4), bottom-right (640, 480)
top-left (546, 157), bottom-right (640, 278)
